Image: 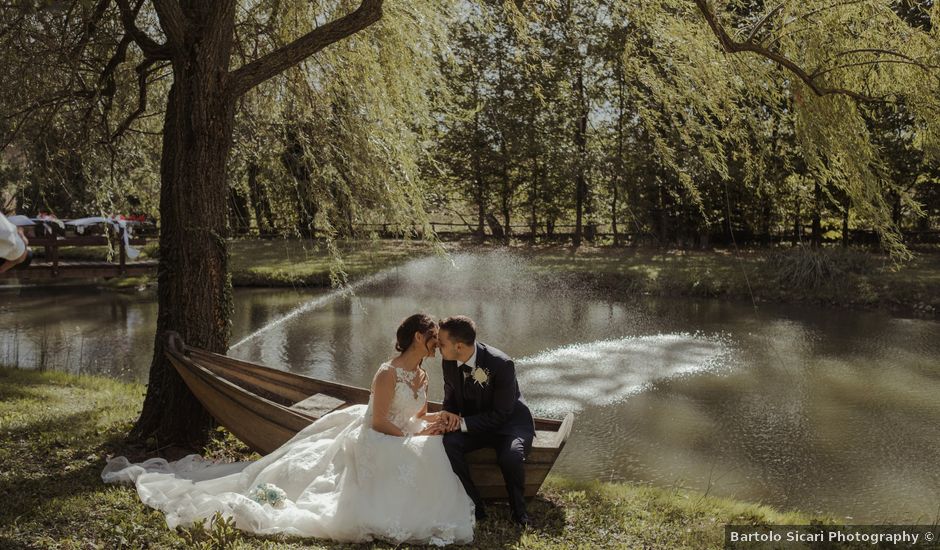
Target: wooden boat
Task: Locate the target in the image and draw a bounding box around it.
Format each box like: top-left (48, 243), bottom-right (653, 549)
top-left (165, 332), bottom-right (574, 499)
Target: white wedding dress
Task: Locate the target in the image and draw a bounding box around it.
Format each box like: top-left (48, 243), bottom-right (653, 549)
top-left (102, 363), bottom-right (475, 546)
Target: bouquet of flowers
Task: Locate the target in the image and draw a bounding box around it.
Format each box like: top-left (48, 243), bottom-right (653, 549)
top-left (249, 483), bottom-right (287, 508)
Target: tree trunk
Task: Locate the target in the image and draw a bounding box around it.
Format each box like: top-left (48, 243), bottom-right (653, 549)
top-left (485, 212), bottom-right (505, 240)
top-left (842, 195), bottom-right (850, 248)
top-left (793, 197), bottom-right (802, 245)
top-left (296, 185), bottom-right (318, 239)
top-left (892, 192), bottom-right (902, 228)
top-left (528, 118), bottom-right (539, 239)
top-left (131, 20), bottom-right (237, 450)
top-left (500, 138), bottom-right (511, 242)
top-left (281, 129), bottom-right (317, 238)
top-left (613, 67), bottom-right (625, 247)
top-left (573, 68), bottom-right (587, 248)
top-left (228, 184), bottom-right (251, 234)
top-left (811, 179), bottom-right (822, 247)
top-left (658, 180), bottom-right (668, 244)
top-left (247, 162), bottom-right (274, 234)
top-left (529, 157), bottom-right (539, 238)
top-left (472, 77), bottom-right (486, 239)
top-left (119, 0), bottom-right (384, 451)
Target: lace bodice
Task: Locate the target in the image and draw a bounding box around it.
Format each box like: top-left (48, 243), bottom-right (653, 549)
top-left (367, 362), bottom-right (428, 435)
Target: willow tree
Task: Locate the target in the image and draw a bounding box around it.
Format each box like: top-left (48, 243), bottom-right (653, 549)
top-left (0, 3), bottom-right (164, 219)
top-left (434, 1), bottom-right (938, 249)
top-left (619, 0), bottom-right (940, 256)
top-left (227, 2), bottom-right (449, 247)
top-left (103, 0), bottom-right (383, 447)
top-left (1, 0), bottom-right (456, 448)
top-left (128, 0), bottom-right (459, 446)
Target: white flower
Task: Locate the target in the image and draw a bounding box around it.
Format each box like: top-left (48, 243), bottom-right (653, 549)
top-left (471, 367), bottom-right (489, 387)
top-left (249, 483), bottom-right (287, 508)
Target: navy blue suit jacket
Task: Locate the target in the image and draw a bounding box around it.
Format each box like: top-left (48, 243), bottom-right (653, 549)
top-left (442, 342), bottom-right (535, 438)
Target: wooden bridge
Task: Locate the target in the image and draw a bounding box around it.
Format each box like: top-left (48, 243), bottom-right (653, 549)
top-left (1, 218), bottom-right (158, 280)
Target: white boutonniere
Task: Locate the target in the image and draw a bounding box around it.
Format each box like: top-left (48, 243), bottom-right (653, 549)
top-left (471, 366), bottom-right (490, 387)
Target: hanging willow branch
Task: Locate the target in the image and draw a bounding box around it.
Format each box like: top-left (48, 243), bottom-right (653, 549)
top-left (691, 0), bottom-right (938, 104)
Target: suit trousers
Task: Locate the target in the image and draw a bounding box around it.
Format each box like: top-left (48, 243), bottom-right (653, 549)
top-left (442, 430), bottom-right (533, 519)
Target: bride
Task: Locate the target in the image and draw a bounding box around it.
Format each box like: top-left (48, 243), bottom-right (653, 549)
top-left (102, 314), bottom-right (475, 546)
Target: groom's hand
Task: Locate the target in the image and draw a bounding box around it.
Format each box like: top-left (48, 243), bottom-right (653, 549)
top-left (438, 411), bottom-right (461, 432)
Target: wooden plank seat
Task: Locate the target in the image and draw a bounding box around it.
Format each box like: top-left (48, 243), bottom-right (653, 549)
top-left (290, 393), bottom-right (346, 417)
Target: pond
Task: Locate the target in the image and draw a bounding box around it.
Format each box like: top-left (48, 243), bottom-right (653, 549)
top-left (2, 250), bottom-right (938, 523)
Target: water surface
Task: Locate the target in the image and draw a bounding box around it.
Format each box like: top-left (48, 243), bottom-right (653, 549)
top-left (2, 251), bottom-right (938, 522)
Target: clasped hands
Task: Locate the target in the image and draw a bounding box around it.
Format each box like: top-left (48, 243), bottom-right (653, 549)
top-left (417, 411), bottom-right (462, 436)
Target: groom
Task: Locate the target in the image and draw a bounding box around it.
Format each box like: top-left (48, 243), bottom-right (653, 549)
top-left (436, 315), bottom-right (536, 526)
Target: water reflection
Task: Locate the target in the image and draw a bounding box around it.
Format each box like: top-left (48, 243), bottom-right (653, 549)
top-left (1, 251), bottom-right (939, 522)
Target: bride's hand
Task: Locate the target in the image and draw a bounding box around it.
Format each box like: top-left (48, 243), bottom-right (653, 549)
top-left (417, 423), bottom-right (445, 436)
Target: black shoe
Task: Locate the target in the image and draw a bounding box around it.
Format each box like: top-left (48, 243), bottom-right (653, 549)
top-left (474, 507), bottom-right (488, 521)
top-left (511, 513), bottom-right (531, 527)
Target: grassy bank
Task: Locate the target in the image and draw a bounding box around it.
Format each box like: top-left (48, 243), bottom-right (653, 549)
top-left (0, 366), bottom-right (816, 549)
top-left (519, 244), bottom-right (940, 316)
top-left (227, 239), bottom-right (940, 317)
top-left (16, 237), bottom-right (940, 316)
top-left (228, 238), bottom-right (436, 287)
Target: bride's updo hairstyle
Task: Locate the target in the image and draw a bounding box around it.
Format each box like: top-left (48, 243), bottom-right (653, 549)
top-left (395, 313), bottom-right (437, 352)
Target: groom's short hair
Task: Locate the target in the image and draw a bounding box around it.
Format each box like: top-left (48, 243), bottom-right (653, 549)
top-left (440, 316), bottom-right (476, 346)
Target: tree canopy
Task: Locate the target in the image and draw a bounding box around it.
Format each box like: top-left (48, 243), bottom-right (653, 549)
top-left (1, 0), bottom-right (938, 444)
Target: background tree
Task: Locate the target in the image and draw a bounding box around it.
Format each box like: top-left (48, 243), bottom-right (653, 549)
top-left (0, 0), bottom-right (454, 448)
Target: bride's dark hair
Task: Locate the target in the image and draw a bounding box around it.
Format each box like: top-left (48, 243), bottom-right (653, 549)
top-left (395, 313), bottom-right (437, 352)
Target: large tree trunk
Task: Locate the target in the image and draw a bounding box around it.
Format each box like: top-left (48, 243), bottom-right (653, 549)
top-left (131, 18), bottom-right (237, 449)
top-left (117, 0), bottom-right (384, 450)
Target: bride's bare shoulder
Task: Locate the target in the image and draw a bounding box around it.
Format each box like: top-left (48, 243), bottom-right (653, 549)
top-left (372, 361), bottom-right (395, 380)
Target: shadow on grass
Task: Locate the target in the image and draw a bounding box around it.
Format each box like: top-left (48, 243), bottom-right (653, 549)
top-left (0, 458), bottom-right (111, 526)
top-left (0, 407), bottom-right (137, 523)
top-left (0, 369), bottom-right (65, 401)
top-left (0, 536), bottom-right (33, 550)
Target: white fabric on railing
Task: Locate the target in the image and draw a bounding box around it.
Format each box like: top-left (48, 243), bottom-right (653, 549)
top-left (65, 217), bottom-right (141, 260)
top-left (6, 215), bottom-right (34, 227)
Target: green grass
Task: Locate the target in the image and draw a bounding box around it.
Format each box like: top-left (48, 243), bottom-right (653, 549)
top-left (228, 238), bottom-right (437, 287)
top-left (0, 366), bottom-right (819, 549)
top-left (517, 243), bottom-right (940, 314)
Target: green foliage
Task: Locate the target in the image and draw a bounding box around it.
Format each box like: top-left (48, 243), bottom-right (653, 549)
top-left (767, 246), bottom-right (878, 289)
top-left (228, 1), bottom-right (455, 242)
top-left (431, 0), bottom-right (940, 257)
top-left (179, 513), bottom-right (242, 550)
top-left (2, 0), bottom-right (939, 259)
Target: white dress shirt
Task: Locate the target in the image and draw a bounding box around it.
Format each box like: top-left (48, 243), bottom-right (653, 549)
top-left (0, 213), bottom-right (26, 261)
top-left (458, 344), bottom-right (477, 432)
